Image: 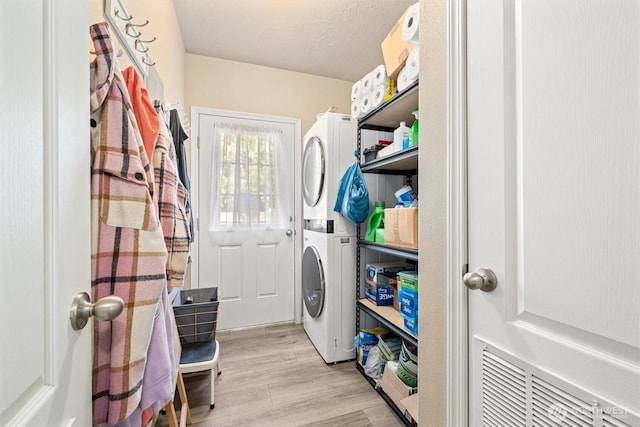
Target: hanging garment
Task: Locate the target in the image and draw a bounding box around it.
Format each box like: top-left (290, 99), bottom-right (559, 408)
top-left (89, 22), bottom-right (170, 426)
top-left (122, 66), bottom-right (160, 166)
top-left (152, 106), bottom-right (191, 287)
top-left (169, 108), bottom-right (194, 242)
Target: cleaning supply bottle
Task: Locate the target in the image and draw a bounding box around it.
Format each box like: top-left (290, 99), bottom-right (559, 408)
top-left (393, 121), bottom-right (410, 152)
top-left (365, 201), bottom-right (385, 242)
top-left (410, 108), bottom-right (419, 146)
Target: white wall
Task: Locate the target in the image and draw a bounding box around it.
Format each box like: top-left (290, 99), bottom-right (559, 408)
top-left (185, 53), bottom-right (353, 137)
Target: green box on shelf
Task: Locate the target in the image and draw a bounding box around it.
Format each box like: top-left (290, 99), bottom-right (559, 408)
top-left (397, 271), bottom-right (418, 291)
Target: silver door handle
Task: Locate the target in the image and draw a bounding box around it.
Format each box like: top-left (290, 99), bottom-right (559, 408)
top-left (463, 267), bottom-right (498, 292)
top-left (286, 229), bottom-right (293, 236)
top-left (70, 292), bottom-right (124, 330)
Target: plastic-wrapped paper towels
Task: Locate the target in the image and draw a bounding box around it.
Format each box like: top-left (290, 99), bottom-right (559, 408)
top-left (402, 3), bottom-right (420, 45)
top-left (397, 46), bottom-right (419, 92)
top-left (351, 64), bottom-right (391, 119)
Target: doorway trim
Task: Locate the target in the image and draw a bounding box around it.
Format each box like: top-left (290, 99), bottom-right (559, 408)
top-left (189, 106), bottom-right (303, 324)
top-left (447, 0), bottom-right (468, 425)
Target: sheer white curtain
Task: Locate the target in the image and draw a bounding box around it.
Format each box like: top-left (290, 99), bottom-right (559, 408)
top-left (208, 123), bottom-right (289, 245)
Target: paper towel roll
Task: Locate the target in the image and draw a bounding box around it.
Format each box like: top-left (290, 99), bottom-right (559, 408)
top-left (360, 92), bottom-right (373, 115)
top-left (371, 64), bottom-right (387, 88)
top-left (351, 80), bottom-right (363, 101)
top-left (397, 66), bottom-right (417, 93)
top-left (402, 3), bottom-right (420, 45)
top-left (351, 100), bottom-right (361, 119)
top-left (361, 71), bottom-right (374, 95)
top-left (370, 85), bottom-right (386, 109)
top-left (404, 45), bottom-right (419, 81)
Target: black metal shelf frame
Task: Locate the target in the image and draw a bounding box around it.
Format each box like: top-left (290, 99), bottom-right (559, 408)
top-left (356, 364), bottom-right (416, 427)
top-left (355, 79), bottom-right (420, 423)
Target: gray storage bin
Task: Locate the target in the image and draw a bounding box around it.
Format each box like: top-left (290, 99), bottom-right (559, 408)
top-left (172, 287), bottom-right (219, 344)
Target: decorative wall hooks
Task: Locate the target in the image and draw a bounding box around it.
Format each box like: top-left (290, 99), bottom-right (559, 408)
top-left (105, 0), bottom-right (156, 79)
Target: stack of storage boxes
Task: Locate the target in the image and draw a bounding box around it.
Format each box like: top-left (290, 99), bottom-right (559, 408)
top-left (365, 261), bottom-right (416, 306)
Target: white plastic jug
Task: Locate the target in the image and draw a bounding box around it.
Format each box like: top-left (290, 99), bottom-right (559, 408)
top-left (393, 121), bottom-right (410, 152)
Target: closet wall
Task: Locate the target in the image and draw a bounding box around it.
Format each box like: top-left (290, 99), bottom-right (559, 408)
top-left (184, 53), bottom-right (353, 135)
top-left (89, 0), bottom-right (185, 104)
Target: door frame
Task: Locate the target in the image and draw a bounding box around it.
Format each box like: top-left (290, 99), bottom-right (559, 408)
top-left (446, 0), bottom-right (468, 425)
top-left (190, 107), bottom-right (303, 324)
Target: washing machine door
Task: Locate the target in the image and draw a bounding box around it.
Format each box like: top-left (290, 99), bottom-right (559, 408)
top-left (302, 136), bottom-right (325, 208)
top-left (302, 245), bottom-right (325, 318)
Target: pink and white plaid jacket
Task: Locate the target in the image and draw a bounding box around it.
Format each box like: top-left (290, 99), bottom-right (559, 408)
top-left (89, 22), bottom-right (168, 426)
top-left (153, 119), bottom-right (191, 287)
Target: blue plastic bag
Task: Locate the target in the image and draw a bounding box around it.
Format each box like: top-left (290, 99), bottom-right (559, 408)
top-left (333, 154), bottom-right (370, 224)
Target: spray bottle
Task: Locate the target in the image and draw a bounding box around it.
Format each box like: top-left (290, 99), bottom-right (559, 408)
top-left (410, 108), bottom-right (419, 146)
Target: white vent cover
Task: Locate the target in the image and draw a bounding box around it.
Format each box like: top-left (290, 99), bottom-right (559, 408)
top-left (480, 342), bottom-right (638, 427)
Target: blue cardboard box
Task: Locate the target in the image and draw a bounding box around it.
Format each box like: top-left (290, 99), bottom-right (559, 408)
top-left (366, 281), bottom-right (395, 306)
top-left (399, 287), bottom-right (418, 318)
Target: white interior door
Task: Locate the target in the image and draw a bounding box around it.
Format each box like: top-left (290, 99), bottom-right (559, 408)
top-left (467, 1), bottom-right (639, 425)
top-left (192, 109), bottom-right (298, 330)
top-left (0, 1), bottom-right (91, 426)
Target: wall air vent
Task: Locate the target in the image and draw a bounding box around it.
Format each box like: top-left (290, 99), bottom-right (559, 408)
top-left (478, 340), bottom-right (638, 427)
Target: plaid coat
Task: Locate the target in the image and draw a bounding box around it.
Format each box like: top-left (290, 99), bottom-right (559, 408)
top-left (90, 22), bottom-right (169, 425)
top-left (153, 119), bottom-right (191, 287)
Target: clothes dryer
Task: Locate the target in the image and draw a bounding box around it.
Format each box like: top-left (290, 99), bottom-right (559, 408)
top-left (302, 112), bottom-right (356, 236)
top-left (302, 220), bottom-right (356, 363)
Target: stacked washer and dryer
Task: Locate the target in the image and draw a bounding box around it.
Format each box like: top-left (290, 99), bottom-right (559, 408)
top-left (301, 112), bottom-right (357, 364)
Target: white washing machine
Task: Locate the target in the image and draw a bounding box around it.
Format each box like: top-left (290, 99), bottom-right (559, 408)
top-left (302, 112), bottom-right (357, 236)
top-left (302, 221), bottom-right (356, 363)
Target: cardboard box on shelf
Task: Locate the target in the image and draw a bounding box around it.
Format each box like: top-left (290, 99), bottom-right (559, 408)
top-left (397, 271), bottom-right (418, 291)
top-left (365, 279), bottom-right (394, 306)
top-left (381, 11), bottom-right (417, 79)
top-left (401, 393), bottom-right (419, 424)
top-left (380, 362), bottom-right (418, 415)
top-left (384, 207), bottom-right (418, 249)
top-left (367, 262), bottom-right (416, 284)
top-left (399, 286), bottom-right (418, 319)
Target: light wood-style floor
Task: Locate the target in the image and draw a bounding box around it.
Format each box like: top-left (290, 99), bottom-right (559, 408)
top-left (156, 323), bottom-right (404, 427)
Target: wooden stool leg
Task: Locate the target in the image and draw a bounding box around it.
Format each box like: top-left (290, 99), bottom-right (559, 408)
top-left (164, 400), bottom-right (179, 427)
top-left (176, 369), bottom-right (192, 425)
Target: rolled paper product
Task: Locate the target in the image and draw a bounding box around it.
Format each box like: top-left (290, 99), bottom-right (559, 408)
top-left (397, 47), bottom-right (419, 92)
top-left (360, 92), bottom-right (373, 115)
top-left (351, 100), bottom-right (361, 119)
top-left (401, 2), bottom-right (420, 45)
top-left (397, 66), bottom-right (414, 92)
top-left (351, 79), bottom-right (363, 102)
top-left (371, 64), bottom-right (387, 88)
top-left (404, 45), bottom-right (420, 81)
top-left (370, 84), bottom-right (386, 109)
top-left (360, 71), bottom-right (374, 95)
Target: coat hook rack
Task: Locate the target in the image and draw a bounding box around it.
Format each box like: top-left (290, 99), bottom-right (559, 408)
top-left (114, 8), bottom-right (133, 21)
top-left (105, 0), bottom-right (157, 78)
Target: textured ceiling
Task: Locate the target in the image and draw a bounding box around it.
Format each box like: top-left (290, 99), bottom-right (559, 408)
top-left (174, 0), bottom-right (416, 82)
